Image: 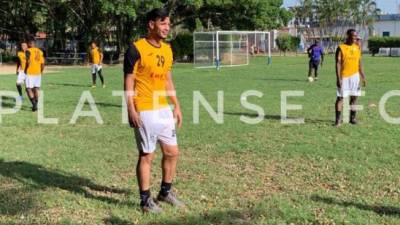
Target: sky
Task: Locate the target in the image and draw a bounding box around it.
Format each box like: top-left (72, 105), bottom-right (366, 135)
top-left (283, 0), bottom-right (400, 14)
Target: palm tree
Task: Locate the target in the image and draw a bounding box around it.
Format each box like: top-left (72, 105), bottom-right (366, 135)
top-left (354, 0), bottom-right (381, 43)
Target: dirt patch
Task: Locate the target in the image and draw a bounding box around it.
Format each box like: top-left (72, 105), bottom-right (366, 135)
top-left (0, 64), bottom-right (102, 75)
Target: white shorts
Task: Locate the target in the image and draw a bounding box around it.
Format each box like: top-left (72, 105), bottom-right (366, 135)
top-left (26, 75), bottom-right (42, 88)
top-left (134, 107), bottom-right (177, 153)
top-left (337, 73), bottom-right (361, 98)
top-left (16, 71), bottom-right (26, 84)
top-left (91, 64), bottom-right (102, 74)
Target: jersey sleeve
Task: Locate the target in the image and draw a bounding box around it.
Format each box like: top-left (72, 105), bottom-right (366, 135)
top-left (123, 43), bottom-right (140, 76)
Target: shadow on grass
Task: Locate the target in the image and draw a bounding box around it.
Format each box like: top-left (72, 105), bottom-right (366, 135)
top-left (311, 195), bottom-right (400, 217)
top-left (104, 208), bottom-right (263, 225)
top-left (0, 187), bottom-right (37, 215)
top-left (0, 159), bottom-right (133, 209)
top-left (48, 82), bottom-right (89, 88)
top-left (224, 112), bottom-right (331, 124)
top-left (255, 77), bottom-right (306, 82)
top-left (95, 102), bottom-right (122, 108)
top-left (1, 97), bottom-right (31, 111)
top-left (224, 112), bottom-right (281, 121)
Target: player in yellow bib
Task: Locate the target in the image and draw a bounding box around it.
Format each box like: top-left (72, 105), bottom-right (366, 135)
top-left (15, 41), bottom-right (28, 101)
top-left (124, 8), bottom-right (184, 213)
top-left (25, 39), bottom-right (45, 112)
top-left (335, 29), bottom-right (367, 126)
top-left (89, 41), bottom-right (105, 88)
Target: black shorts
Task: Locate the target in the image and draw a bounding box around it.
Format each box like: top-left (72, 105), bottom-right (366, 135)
top-left (309, 60), bottom-right (320, 69)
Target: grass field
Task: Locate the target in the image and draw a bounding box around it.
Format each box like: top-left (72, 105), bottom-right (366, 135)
top-left (0, 55), bottom-right (399, 225)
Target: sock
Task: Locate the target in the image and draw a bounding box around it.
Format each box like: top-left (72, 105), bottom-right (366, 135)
top-left (350, 110), bottom-right (357, 121)
top-left (92, 73), bottom-right (96, 85)
top-left (159, 181), bottom-right (172, 197)
top-left (16, 84), bottom-right (23, 96)
top-left (139, 189), bottom-right (150, 206)
top-left (29, 97), bottom-right (35, 106)
top-left (98, 70), bottom-right (104, 85)
top-left (335, 111), bottom-right (342, 123)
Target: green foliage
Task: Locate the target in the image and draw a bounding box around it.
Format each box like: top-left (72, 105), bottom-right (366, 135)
top-left (276, 34), bottom-right (299, 54)
top-left (0, 0), bottom-right (293, 55)
top-left (368, 37), bottom-right (400, 55)
top-left (171, 33), bottom-right (193, 62)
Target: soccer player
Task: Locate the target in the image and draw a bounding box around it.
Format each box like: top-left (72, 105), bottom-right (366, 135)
top-left (307, 40), bottom-right (324, 81)
top-left (335, 29), bottom-right (367, 127)
top-left (89, 41), bottom-right (105, 88)
top-left (25, 39), bottom-right (45, 112)
top-left (15, 41), bottom-right (28, 101)
top-left (124, 8), bottom-right (184, 213)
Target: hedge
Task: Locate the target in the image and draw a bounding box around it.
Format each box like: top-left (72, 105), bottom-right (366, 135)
top-left (171, 33), bottom-right (193, 62)
top-left (368, 36), bottom-right (400, 56)
top-left (276, 34), bottom-right (300, 54)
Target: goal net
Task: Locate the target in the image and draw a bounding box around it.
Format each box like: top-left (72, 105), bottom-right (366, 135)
top-left (193, 31), bottom-right (271, 69)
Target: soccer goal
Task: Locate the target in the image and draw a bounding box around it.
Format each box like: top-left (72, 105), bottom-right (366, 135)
top-left (193, 31), bottom-right (272, 69)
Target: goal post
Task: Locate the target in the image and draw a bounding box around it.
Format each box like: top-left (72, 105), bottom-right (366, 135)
top-left (193, 30), bottom-right (272, 69)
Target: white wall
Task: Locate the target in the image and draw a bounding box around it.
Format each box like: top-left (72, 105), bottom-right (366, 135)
top-left (373, 20), bottom-right (400, 37)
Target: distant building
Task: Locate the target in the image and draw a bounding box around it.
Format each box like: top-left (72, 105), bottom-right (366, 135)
top-left (372, 14), bottom-right (400, 37)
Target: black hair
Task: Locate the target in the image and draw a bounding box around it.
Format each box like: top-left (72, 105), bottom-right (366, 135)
top-left (146, 8), bottom-right (169, 23)
top-left (346, 29), bottom-right (356, 36)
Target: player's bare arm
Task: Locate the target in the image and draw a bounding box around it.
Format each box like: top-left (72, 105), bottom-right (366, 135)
top-left (359, 59), bottom-right (367, 87)
top-left (166, 71), bottom-right (182, 128)
top-left (24, 51), bottom-right (30, 74)
top-left (16, 58), bottom-right (20, 75)
top-left (100, 52), bottom-right (103, 65)
top-left (335, 47), bottom-right (342, 89)
top-left (320, 49), bottom-right (324, 66)
top-left (124, 72), bottom-right (141, 128)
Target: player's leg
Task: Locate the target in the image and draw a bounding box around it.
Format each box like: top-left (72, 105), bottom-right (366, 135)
top-left (16, 72), bottom-right (26, 100)
top-left (349, 74), bottom-right (361, 124)
top-left (160, 143), bottom-right (179, 192)
top-left (16, 83), bottom-right (23, 98)
top-left (308, 60), bottom-right (313, 78)
top-left (136, 151), bottom-right (155, 207)
top-left (335, 97), bottom-right (343, 127)
top-left (33, 87), bottom-right (40, 111)
top-left (91, 65), bottom-right (97, 87)
top-left (157, 143), bottom-right (185, 207)
top-left (25, 76), bottom-right (37, 111)
top-left (134, 115), bottom-right (162, 213)
top-left (98, 68), bottom-right (105, 87)
top-left (155, 108), bottom-right (185, 207)
top-left (314, 60), bottom-right (320, 80)
top-left (349, 96), bottom-right (358, 124)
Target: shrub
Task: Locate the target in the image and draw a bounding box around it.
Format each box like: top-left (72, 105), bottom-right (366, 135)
top-left (368, 37), bottom-right (400, 56)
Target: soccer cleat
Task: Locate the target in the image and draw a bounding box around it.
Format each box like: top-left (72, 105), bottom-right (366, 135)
top-left (17, 96), bottom-right (23, 102)
top-left (157, 191), bottom-right (185, 208)
top-left (141, 198), bottom-right (163, 214)
top-left (102, 84), bottom-right (106, 88)
top-left (308, 77), bottom-right (314, 82)
top-left (350, 119), bottom-right (358, 125)
top-left (91, 85), bottom-right (96, 88)
top-left (32, 106), bottom-right (38, 112)
top-left (314, 77), bottom-right (318, 81)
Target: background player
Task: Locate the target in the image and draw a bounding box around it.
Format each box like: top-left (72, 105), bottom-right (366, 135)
top-left (89, 41), bottom-right (105, 88)
top-left (307, 40), bottom-right (324, 82)
top-left (25, 39), bottom-right (45, 112)
top-left (15, 41), bottom-right (28, 101)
